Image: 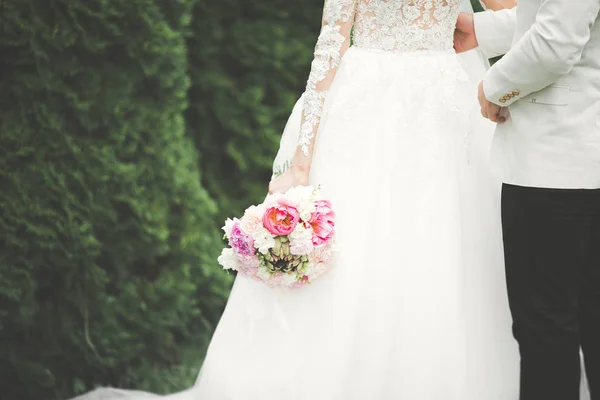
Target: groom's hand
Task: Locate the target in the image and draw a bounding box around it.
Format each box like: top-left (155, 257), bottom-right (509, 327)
top-left (478, 82), bottom-right (506, 123)
top-left (454, 13), bottom-right (478, 53)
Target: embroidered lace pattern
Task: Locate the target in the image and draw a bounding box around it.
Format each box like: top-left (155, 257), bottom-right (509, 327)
top-left (298, 0), bottom-right (462, 156)
top-left (298, 0), bottom-right (357, 156)
top-left (354, 0), bottom-right (461, 53)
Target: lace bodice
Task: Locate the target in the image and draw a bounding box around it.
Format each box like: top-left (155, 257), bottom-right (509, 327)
top-left (355, 0), bottom-right (461, 53)
top-left (297, 0), bottom-right (462, 156)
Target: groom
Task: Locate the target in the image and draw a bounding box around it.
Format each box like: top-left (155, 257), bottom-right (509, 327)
top-left (455, 1), bottom-right (600, 399)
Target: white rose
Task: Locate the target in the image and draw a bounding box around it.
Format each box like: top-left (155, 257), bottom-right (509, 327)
top-left (253, 229), bottom-right (276, 254)
top-left (263, 192), bottom-right (284, 207)
top-left (243, 204), bottom-right (265, 220)
top-left (222, 218), bottom-right (237, 238)
top-left (284, 186), bottom-right (316, 221)
top-left (289, 225), bottom-right (314, 256)
top-left (240, 215), bottom-right (264, 237)
top-left (300, 210), bottom-right (312, 222)
top-left (284, 186), bottom-right (302, 202)
top-left (298, 185), bottom-right (317, 198)
top-left (217, 248), bottom-right (239, 271)
top-left (240, 205), bottom-right (268, 238)
top-left (299, 199), bottom-right (316, 220)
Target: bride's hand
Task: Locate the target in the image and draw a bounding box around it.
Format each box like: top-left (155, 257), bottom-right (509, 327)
top-left (268, 165), bottom-right (309, 194)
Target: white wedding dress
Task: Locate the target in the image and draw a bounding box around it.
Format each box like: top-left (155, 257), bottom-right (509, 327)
top-left (71, 1), bottom-right (591, 399)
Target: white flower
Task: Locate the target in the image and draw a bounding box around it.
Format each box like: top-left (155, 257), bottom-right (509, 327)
top-left (263, 192), bottom-right (285, 207)
top-left (222, 218), bottom-right (237, 238)
top-left (257, 265), bottom-right (272, 281)
top-left (286, 185), bottom-right (316, 203)
top-left (298, 196), bottom-right (316, 220)
top-left (217, 248), bottom-right (239, 271)
top-left (240, 206), bottom-right (265, 237)
top-left (289, 224), bottom-right (314, 256)
top-left (282, 272), bottom-right (298, 286)
top-left (243, 204), bottom-right (265, 220)
top-left (253, 229), bottom-right (276, 254)
top-left (285, 186), bottom-right (317, 220)
top-left (300, 210), bottom-right (312, 222)
top-left (241, 204), bottom-right (273, 251)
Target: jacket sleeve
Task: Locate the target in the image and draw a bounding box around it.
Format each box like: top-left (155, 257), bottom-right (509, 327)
top-left (474, 7), bottom-right (517, 59)
top-left (482, 0), bottom-right (600, 106)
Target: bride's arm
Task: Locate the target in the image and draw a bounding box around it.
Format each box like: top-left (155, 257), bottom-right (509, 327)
top-left (269, 0), bottom-right (358, 194)
top-left (479, 0), bottom-right (517, 11)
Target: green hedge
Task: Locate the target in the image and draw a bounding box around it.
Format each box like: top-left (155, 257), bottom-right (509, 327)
top-left (0, 1), bottom-right (231, 399)
top-left (189, 0), bottom-right (322, 222)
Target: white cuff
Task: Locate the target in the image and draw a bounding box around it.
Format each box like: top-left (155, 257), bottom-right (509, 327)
top-left (474, 9), bottom-right (516, 59)
top-left (483, 68), bottom-right (521, 107)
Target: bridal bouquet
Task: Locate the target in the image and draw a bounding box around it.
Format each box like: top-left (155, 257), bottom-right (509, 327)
top-left (218, 186), bottom-right (336, 288)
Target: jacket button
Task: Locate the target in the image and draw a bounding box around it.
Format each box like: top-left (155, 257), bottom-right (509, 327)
top-left (512, 90), bottom-right (520, 96)
top-left (499, 98), bottom-right (507, 103)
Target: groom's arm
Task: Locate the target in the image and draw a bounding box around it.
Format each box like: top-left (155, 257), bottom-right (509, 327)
top-left (474, 8), bottom-right (518, 58)
top-left (483, 0), bottom-right (600, 107)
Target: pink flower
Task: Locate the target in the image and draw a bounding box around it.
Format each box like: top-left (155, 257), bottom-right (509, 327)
top-left (309, 200), bottom-right (335, 245)
top-left (229, 221), bottom-right (255, 256)
top-left (240, 205), bottom-right (265, 237)
top-left (237, 254), bottom-right (260, 274)
top-left (262, 201), bottom-right (300, 236)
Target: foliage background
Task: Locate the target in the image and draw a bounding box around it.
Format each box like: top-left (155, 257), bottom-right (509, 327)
top-left (0, 0), bottom-right (485, 399)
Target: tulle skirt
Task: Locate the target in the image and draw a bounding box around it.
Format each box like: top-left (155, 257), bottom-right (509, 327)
top-left (193, 47), bottom-right (519, 399)
top-left (71, 48), bottom-right (591, 400)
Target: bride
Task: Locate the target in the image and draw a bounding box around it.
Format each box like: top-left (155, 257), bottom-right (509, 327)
top-left (72, 0), bottom-right (574, 399)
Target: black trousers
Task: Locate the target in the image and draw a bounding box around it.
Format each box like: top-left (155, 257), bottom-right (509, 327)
top-left (502, 184), bottom-right (600, 400)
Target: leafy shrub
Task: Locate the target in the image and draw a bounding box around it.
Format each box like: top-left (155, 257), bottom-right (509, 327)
top-left (188, 0), bottom-right (323, 222)
top-left (0, 1), bottom-right (230, 398)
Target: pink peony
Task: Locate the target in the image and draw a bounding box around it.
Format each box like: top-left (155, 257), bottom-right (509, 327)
top-left (309, 200), bottom-right (335, 245)
top-left (240, 206), bottom-right (265, 237)
top-left (229, 221), bottom-right (255, 256)
top-left (262, 201), bottom-right (300, 236)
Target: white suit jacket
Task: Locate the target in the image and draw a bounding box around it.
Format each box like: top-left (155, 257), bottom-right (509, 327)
top-left (474, 1), bottom-right (600, 189)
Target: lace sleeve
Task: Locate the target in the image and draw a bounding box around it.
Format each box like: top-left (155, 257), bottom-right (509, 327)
top-left (298, 0), bottom-right (358, 156)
